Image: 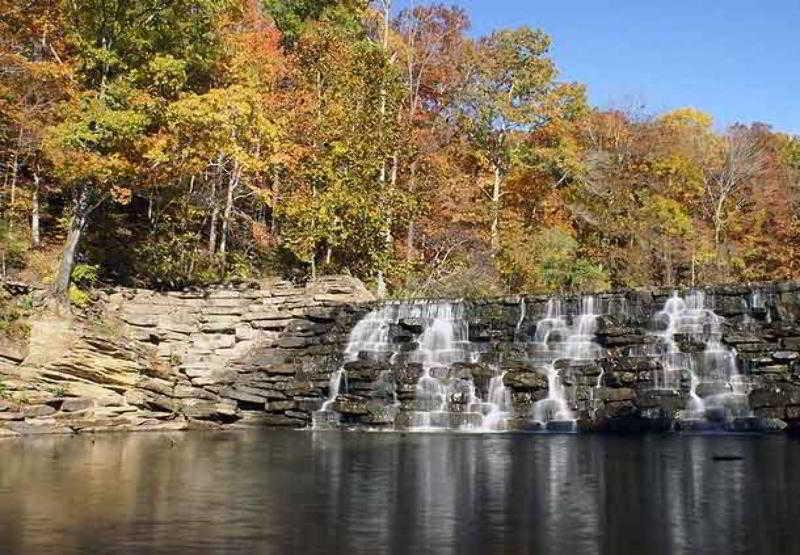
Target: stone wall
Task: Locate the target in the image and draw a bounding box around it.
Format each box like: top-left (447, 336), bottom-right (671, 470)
top-left (2, 278), bottom-right (800, 436)
top-left (296, 282), bottom-right (800, 433)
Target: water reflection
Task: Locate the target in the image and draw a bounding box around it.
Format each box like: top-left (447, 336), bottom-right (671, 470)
top-left (0, 432), bottom-right (798, 553)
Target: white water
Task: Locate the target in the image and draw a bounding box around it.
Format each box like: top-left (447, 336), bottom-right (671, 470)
top-left (316, 300), bottom-right (514, 431)
top-left (406, 303), bottom-right (514, 431)
top-left (514, 297), bottom-right (526, 341)
top-left (481, 371), bottom-right (512, 431)
top-left (313, 305), bottom-right (389, 428)
top-left (530, 296), bottom-right (604, 429)
top-left (645, 291), bottom-right (749, 422)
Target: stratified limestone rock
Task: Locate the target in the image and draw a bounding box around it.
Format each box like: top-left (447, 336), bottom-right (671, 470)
top-left (60, 398), bottom-right (94, 412)
top-left (181, 399), bottom-right (238, 421)
top-left (6, 278), bottom-right (800, 435)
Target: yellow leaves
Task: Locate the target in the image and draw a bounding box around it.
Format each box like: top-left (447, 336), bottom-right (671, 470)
top-left (110, 185), bottom-right (132, 204)
top-left (658, 107), bottom-right (713, 130)
top-left (641, 194), bottom-right (693, 238)
top-left (43, 147), bottom-right (134, 185)
top-left (140, 55), bottom-right (187, 98)
top-left (161, 83), bottom-right (280, 175)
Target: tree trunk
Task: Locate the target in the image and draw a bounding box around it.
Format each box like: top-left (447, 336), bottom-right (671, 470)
top-left (31, 172), bottom-right (40, 248)
top-left (51, 185), bottom-right (90, 304)
top-left (713, 198), bottom-right (725, 250)
top-left (406, 160), bottom-right (416, 261)
top-left (376, 270), bottom-right (387, 298)
top-left (406, 221), bottom-right (415, 260)
top-left (270, 168), bottom-right (279, 234)
top-left (490, 164), bottom-right (502, 251)
top-left (208, 181), bottom-right (218, 253)
top-left (219, 163), bottom-right (239, 256)
top-left (7, 151), bottom-right (18, 235)
top-left (664, 239), bottom-right (673, 287)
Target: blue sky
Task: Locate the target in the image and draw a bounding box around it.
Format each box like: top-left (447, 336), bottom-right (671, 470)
top-left (393, 0), bottom-right (800, 135)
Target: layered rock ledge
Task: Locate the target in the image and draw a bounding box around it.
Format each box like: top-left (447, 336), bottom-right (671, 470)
top-left (0, 275), bottom-right (372, 436)
top-left (1, 278), bottom-right (800, 436)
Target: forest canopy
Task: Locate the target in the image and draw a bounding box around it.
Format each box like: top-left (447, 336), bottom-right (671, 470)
top-left (1, 0), bottom-right (799, 302)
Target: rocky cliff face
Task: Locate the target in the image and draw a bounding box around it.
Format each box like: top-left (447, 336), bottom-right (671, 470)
top-left (2, 278), bottom-right (800, 437)
top-left (0, 276), bottom-right (372, 436)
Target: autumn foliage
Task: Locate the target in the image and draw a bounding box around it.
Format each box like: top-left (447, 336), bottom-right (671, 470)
top-left (1, 1), bottom-right (798, 301)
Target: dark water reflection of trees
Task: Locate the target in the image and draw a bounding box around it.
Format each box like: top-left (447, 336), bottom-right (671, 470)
top-left (0, 432), bottom-right (797, 554)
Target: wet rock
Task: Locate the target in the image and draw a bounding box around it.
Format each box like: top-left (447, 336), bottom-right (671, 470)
top-left (781, 337), bottom-right (800, 350)
top-left (181, 399), bottom-right (239, 422)
top-left (0, 412), bottom-right (24, 421)
top-left (727, 416), bottom-right (787, 432)
top-left (397, 318), bottom-right (424, 334)
top-left (595, 387), bottom-right (635, 402)
top-left (604, 400), bottom-right (638, 419)
top-left (277, 336), bottom-right (314, 349)
top-left (332, 395), bottom-right (370, 416)
top-left (749, 385), bottom-right (800, 408)
top-left (388, 325), bottom-right (415, 343)
top-left (773, 351), bottom-right (799, 362)
top-left (264, 400), bottom-right (296, 412)
top-left (695, 382), bottom-right (732, 397)
top-left (504, 371), bottom-right (547, 391)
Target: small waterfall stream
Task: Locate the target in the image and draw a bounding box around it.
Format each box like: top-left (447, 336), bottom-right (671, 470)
top-left (643, 291), bottom-right (750, 425)
top-left (530, 296), bottom-right (603, 430)
top-left (310, 286), bottom-right (772, 433)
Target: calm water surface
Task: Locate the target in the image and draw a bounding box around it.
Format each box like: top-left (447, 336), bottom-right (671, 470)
top-left (0, 431), bottom-right (799, 554)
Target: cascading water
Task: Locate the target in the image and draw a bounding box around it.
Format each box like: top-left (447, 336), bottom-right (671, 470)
top-left (312, 305), bottom-right (394, 429)
top-left (314, 287), bottom-right (759, 433)
top-left (481, 371), bottom-right (512, 431)
top-left (750, 286), bottom-right (774, 323)
top-left (530, 296), bottom-right (604, 430)
top-left (405, 302), bottom-right (508, 431)
top-left (644, 291), bottom-right (749, 424)
top-left (316, 300), bottom-right (515, 431)
top-left (514, 297), bottom-right (526, 342)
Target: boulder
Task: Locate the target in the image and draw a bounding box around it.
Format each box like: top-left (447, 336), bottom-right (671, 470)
top-left (22, 404), bottom-right (56, 418)
top-left (181, 399), bottom-right (239, 422)
top-left (503, 371), bottom-right (547, 391)
top-left (61, 397), bottom-right (95, 412)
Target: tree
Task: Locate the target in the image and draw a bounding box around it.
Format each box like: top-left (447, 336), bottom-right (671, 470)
top-left (705, 126), bottom-right (767, 263)
top-left (276, 7), bottom-right (407, 282)
top-left (458, 27), bottom-right (585, 251)
top-left (42, 0), bottom-right (229, 306)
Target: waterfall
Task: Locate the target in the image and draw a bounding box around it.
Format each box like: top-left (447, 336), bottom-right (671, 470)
top-left (590, 366), bottom-right (605, 415)
top-left (313, 305), bottom-right (389, 429)
top-left (481, 371), bottom-right (512, 431)
top-left (320, 299), bottom-right (518, 432)
top-left (647, 291), bottom-right (748, 423)
top-left (410, 302), bottom-right (471, 367)
top-left (343, 305), bottom-right (394, 360)
top-left (314, 287), bottom-right (759, 433)
top-left (532, 363), bottom-right (575, 425)
top-left (514, 297), bottom-right (526, 341)
top-left (320, 369), bottom-right (346, 412)
top-left (530, 296), bottom-right (604, 430)
top-left (750, 286), bottom-right (774, 323)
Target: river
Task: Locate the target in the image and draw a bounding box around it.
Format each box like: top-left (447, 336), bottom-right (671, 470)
top-left (1, 431), bottom-right (798, 553)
